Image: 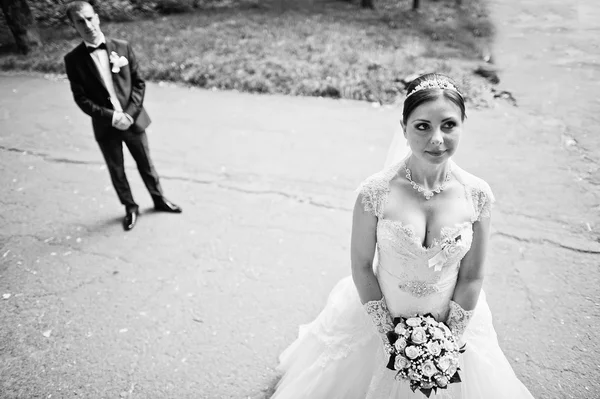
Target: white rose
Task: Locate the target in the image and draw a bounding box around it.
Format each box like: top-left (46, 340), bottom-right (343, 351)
top-left (447, 363), bottom-right (459, 377)
top-left (406, 317), bottom-right (422, 327)
top-left (435, 374), bottom-right (449, 388)
top-left (394, 337), bottom-right (408, 352)
top-left (421, 361), bottom-right (438, 377)
top-left (395, 324), bottom-right (407, 335)
top-left (394, 355), bottom-right (410, 370)
top-left (444, 338), bottom-right (456, 351)
top-left (437, 355), bottom-right (452, 371)
top-left (426, 341), bottom-right (442, 356)
top-left (404, 346), bottom-right (420, 360)
top-left (442, 243), bottom-right (460, 258)
top-left (411, 327), bottom-right (427, 344)
top-left (432, 328), bottom-right (445, 340)
top-left (407, 369), bottom-right (420, 381)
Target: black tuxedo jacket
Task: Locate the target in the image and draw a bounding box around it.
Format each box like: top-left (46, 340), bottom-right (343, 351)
top-left (64, 38), bottom-right (151, 141)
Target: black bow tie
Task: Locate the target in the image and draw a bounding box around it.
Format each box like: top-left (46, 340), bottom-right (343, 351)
top-left (87, 42), bottom-right (106, 53)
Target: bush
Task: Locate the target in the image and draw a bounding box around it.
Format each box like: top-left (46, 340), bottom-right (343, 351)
top-left (29, 0), bottom-right (69, 26)
top-left (2, 0), bottom-right (495, 106)
top-left (154, 0), bottom-right (195, 14)
top-left (28, 0), bottom-right (241, 26)
top-left (93, 0), bottom-right (137, 21)
top-left (29, 0), bottom-right (138, 25)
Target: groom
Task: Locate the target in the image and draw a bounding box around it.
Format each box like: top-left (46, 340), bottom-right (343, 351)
top-left (63, 1), bottom-right (181, 231)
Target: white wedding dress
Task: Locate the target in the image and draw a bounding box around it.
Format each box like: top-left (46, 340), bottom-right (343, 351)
top-left (271, 159), bottom-right (535, 399)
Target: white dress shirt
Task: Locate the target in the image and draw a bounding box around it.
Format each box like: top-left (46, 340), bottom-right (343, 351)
top-left (84, 34), bottom-right (132, 126)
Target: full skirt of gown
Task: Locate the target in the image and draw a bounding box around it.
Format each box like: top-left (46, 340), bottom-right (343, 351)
top-left (271, 276), bottom-right (534, 399)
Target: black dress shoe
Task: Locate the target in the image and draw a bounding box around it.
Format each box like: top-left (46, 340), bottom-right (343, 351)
top-left (154, 199), bottom-right (182, 213)
top-left (123, 209), bottom-right (139, 231)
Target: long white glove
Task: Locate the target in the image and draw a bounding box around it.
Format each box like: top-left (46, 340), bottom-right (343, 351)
top-left (446, 300), bottom-right (475, 340)
top-left (364, 297), bottom-right (395, 354)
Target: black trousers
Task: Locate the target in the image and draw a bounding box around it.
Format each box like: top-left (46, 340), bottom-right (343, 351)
top-left (97, 129), bottom-right (163, 212)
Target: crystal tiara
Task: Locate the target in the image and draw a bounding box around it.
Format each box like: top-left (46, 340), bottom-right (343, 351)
top-left (406, 79), bottom-right (460, 98)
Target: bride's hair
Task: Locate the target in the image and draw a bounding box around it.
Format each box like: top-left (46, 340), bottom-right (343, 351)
top-left (402, 73), bottom-right (466, 124)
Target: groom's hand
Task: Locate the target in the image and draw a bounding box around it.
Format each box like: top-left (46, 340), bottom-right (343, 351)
top-left (112, 111), bottom-right (134, 131)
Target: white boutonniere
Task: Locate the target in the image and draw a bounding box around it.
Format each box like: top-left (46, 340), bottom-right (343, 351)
top-left (428, 234), bottom-right (462, 272)
top-left (109, 51), bottom-right (129, 73)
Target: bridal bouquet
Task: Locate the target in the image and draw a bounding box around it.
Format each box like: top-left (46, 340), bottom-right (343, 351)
top-left (386, 314), bottom-right (465, 397)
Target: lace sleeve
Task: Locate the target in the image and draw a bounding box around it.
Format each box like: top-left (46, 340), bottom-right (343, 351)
top-left (475, 180), bottom-right (495, 221)
top-left (357, 176), bottom-right (389, 218)
top-left (446, 300), bottom-right (474, 339)
top-left (364, 297), bottom-right (394, 353)
top-left (364, 298), bottom-right (394, 335)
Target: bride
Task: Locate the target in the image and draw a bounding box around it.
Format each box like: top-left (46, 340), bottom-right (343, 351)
top-left (271, 73), bottom-right (535, 398)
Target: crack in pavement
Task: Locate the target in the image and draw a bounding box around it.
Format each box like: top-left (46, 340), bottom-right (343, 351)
top-left (492, 231), bottom-right (600, 254)
top-left (3, 233), bottom-right (77, 248)
top-left (0, 144), bottom-right (351, 212)
top-left (0, 145), bottom-right (104, 166)
top-left (66, 247), bottom-right (134, 266)
top-left (512, 266), bottom-right (539, 315)
top-left (4, 146), bottom-right (595, 238)
top-left (166, 175), bottom-right (352, 211)
top-left (497, 210), bottom-right (573, 226)
top-left (236, 223), bottom-right (342, 239)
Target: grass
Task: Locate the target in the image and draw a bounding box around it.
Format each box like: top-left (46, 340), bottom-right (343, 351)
top-left (0, 0), bottom-right (496, 105)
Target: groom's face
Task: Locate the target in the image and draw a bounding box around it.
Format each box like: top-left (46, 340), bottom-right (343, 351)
top-left (71, 4), bottom-right (101, 44)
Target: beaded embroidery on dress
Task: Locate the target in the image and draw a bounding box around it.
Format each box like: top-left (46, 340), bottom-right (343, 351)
top-left (271, 161), bottom-right (534, 399)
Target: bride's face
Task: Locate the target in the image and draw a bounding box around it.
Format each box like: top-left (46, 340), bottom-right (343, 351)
top-left (402, 96), bottom-right (463, 165)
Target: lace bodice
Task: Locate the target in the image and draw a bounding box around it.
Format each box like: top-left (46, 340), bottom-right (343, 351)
top-left (358, 160), bottom-right (494, 321)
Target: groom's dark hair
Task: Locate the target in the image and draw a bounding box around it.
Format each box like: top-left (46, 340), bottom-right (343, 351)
top-left (65, 1), bottom-right (94, 22)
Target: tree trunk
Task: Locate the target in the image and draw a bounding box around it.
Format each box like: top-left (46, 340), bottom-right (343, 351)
top-left (361, 0), bottom-right (374, 9)
top-left (412, 0), bottom-right (420, 10)
top-left (0, 0), bottom-right (42, 54)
